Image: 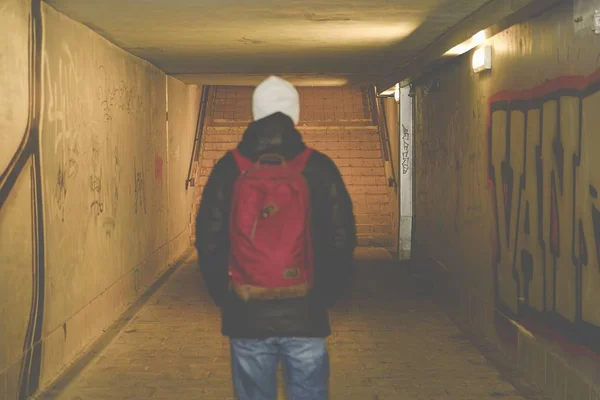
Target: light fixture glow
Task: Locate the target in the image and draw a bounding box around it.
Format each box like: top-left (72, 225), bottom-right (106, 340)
top-left (444, 29), bottom-right (488, 57)
top-left (394, 83), bottom-right (400, 103)
top-left (472, 45), bottom-right (492, 73)
top-left (472, 30), bottom-right (487, 46)
top-left (379, 87), bottom-right (396, 96)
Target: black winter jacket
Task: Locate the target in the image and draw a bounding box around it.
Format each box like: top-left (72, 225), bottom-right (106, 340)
top-left (195, 112), bottom-right (357, 338)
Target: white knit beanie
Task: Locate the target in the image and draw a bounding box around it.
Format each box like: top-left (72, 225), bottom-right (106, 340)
top-left (252, 76), bottom-right (300, 124)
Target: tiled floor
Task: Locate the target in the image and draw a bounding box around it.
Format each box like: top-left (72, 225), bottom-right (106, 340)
top-left (41, 248), bottom-right (527, 399)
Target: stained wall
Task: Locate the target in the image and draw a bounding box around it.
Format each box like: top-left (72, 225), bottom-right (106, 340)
top-left (413, 1), bottom-right (600, 397)
top-left (0, 2), bottom-right (201, 397)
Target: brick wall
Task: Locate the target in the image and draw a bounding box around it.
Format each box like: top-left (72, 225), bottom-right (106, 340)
top-left (211, 86), bottom-right (371, 125)
top-left (192, 86), bottom-right (396, 249)
top-left (211, 86), bottom-right (253, 121)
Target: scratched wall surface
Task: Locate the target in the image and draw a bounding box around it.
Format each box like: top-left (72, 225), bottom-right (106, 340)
top-left (39, 2), bottom-right (170, 386)
top-left (0, 2), bottom-right (201, 397)
top-left (0, 0), bottom-right (30, 176)
top-left (414, 1), bottom-right (600, 397)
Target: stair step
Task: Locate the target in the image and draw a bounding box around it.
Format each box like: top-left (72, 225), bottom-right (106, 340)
top-left (338, 167), bottom-right (388, 176)
top-left (299, 125), bottom-right (377, 131)
top-left (204, 126), bottom-right (378, 133)
top-left (195, 165), bottom-right (388, 178)
top-left (356, 225), bottom-right (394, 234)
top-left (210, 119), bottom-right (375, 127)
top-left (357, 235), bottom-right (396, 248)
top-left (355, 214), bottom-right (393, 224)
top-left (194, 183), bottom-right (391, 202)
top-left (203, 133), bottom-right (379, 142)
top-left (350, 195), bottom-right (390, 205)
top-left (196, 167), bottom-right (389, 181)
top-left (201, 141), bottom-right (381, 152)
top-left (203, 135), bottom-right (380, 144)
top-left (347, 185), bottom-right (390, 195)
top-left (333, 159), bottom-right (384, 168)
top-left (196, 158), bottom-right (383, 169)
top-left (199, 151), bottom-right (384, 164)
top-left (344, 176), bottom-right (387, 185)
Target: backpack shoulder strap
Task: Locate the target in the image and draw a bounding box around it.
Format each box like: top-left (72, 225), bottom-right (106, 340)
top-left (288, 148), bottom-right (314, 172)
top-left (230, 149), bottom-right (254, 174)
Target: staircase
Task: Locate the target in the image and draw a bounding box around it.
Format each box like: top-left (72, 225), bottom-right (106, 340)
top-left (192, 85), bottom-right (396, 249)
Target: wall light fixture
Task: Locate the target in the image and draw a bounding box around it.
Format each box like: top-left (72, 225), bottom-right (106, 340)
top-left (472, 45), bottom-right (492, 73)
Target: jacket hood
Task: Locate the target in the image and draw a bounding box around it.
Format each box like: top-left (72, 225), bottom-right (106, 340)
top-left (237, 112), bottom-right (306, 161)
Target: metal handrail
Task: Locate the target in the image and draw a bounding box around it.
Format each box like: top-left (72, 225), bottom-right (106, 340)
top-left (186, 85), bottom-right (211, 190)
top-left (368, 86), bottom-right (396, 190)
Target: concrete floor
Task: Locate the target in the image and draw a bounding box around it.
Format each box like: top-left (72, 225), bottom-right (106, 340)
top-left (39, 248), bottom-right (528, 400)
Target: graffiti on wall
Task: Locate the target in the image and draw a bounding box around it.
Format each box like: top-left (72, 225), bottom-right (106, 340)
top-left (401, 123), bottom-right (411, 175)
top-left (488, 70), bottom-right (600, 356)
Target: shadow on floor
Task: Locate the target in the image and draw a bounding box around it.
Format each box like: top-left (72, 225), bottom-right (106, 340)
top-left (36, 248), bottom-right (543, 400)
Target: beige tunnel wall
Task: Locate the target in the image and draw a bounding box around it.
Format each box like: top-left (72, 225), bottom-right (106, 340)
top-left (166, 77), bottom-right (202, 259)
top-left (382, 97), bottom-right (400, 249)
top-left (1, 0), bottom-right (38, 397)
top-left (0, 2), bottom-right (201, 398)
top-left (383, 98), bottom-right (399, 187)
top-left (413, 1), bottom-right (600, 398)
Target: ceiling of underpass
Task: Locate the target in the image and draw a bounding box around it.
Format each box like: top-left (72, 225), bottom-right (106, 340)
top-left (43, 0), bottom-right (498, 86)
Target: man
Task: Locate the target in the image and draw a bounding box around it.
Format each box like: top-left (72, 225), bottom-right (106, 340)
top-left (195, 76), bottom-right (357, 400)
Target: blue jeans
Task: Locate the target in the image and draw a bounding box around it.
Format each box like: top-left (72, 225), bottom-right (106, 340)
top-left (230, 337), bottom-right (329, 400)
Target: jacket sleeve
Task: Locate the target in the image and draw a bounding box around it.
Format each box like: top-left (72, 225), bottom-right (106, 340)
top-left (313, 156), bottom-right (357, 307)
top-left (194, 154), bottom-right (235, 308)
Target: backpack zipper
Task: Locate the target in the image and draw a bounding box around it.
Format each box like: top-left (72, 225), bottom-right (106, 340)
top-left (249, 218), bottom-right (258, 243)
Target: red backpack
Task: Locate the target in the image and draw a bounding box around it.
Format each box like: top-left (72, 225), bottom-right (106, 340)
top-left (228, 148), bottom-right (314, 302)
